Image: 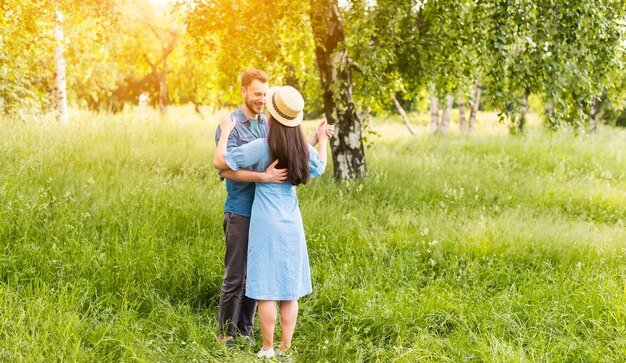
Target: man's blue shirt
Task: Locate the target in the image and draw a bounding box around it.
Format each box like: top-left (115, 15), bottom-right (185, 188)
top-left (215, 107), bottom-right (269, 218)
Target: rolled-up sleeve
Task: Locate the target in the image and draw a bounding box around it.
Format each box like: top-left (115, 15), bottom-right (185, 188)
top-left (307, 144), bottom-right (326, 178)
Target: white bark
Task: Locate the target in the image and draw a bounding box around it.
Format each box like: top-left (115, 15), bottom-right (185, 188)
top-left (590, 99), bottom-right (599, 133)
top-left (440, 94), bottom-right (453, 135)
top-left (469, 80), bottom-right (481, 134)
top-left (55, 10), bottom-right (68, 124)
top-left (517, 89), bottom-right (530, 133)
top-left (429, 85), bottom-right (439, 134)
top-left (458, 93), bottom-right (467, 135)
top-left (391, 94), bottom-right (416, 136)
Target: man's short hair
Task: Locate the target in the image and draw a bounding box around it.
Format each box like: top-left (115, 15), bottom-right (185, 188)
top-left (241, 69), bottom-right (269, 88)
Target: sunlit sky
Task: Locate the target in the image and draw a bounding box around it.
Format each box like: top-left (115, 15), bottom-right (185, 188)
top-left (148, 0), bottom-right (175, 7)
top-left (147, 0), bottom-right (380, 10)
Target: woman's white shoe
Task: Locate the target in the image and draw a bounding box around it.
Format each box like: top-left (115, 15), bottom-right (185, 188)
top-left (257, 347), bottom-right (275, 358)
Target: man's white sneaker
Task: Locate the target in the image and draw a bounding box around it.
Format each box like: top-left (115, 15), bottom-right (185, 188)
top-left (257, 347), bottom-right (275, 358)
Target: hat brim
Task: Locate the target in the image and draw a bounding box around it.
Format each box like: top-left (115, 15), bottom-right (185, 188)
top-left (266, 87), bottom-right (303, 127)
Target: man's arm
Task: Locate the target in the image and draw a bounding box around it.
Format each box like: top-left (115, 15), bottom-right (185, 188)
top-left (220, 160), bottom-right (287, 183)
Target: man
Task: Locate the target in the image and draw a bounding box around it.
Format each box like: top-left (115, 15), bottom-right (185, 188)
top-left (214, 69), bottom-right (282, 345)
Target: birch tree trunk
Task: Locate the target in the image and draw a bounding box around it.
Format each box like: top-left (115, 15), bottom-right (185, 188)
top-left (54, 10), bottom-right (68, 124)
top-left (159, 49), bottom-right (169, 113)
top-left (468, 79), bottom-right (481, 134)
top-left (440, 94), bottom-right (453, 135)
top-left (311, 0), bottom-right (366, 180)
top-left (515, 87), bottom-right (530, 134)
top-left (430, 85), bottom-right (439, 134)
top-left (458, 93), bottom-right (467, 135)
top-left (589, 98), bottom-right (600, 133)
top-left (545, 102), bottom-right (555, 129)
top-left (391, 94), bottom-right (415, 136)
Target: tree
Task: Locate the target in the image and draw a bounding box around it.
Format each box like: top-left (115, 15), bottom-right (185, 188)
top-left (429, 86), bottom-right (439, 134)
top-left (187, 0), bottom-right (367, 180)
top-left (114, 0), bottom-right (184, 113)
top-left (310, 0), bottom-right (366, 179)
top-left (141, 28), bottom-right (179, 113)
top-left (1, 0), bottom-right (56, 115)
top-left (341, 1), bottom-right (422, 136)
top-left (391, 93), bottom-right (416, 136)
top-left (168, 37), bottom-right (218, 115)
top-left (0, 0), bottom-right (115, 116)
top-left (458, 92), bottom-right (466, 134)
top-left (486, 0), bottom-right (626, 131)
top-left (54, 9), bottom-right (68, 123)
top-left (346, 0), bottom-right (490, 136)
top-left (468, 79), bottom-right (482, 133)
top-left (186, 0), bottom-right (318, 107)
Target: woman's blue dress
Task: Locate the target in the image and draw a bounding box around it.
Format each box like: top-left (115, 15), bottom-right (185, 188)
top-left (224, 138), bottom-right (325, 300)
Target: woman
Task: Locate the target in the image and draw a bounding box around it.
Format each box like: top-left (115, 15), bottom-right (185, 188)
top-left (214, 85), bottom-right (329, 358)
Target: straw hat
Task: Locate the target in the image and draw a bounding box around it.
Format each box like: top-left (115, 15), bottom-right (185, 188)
top-left (266, 86), bottom-right (304, 127)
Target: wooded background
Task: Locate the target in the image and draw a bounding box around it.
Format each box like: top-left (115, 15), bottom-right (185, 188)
top-left (1, 3), bottom-right (626, 361)
top-left (2, 0), bottom-right (626, 179)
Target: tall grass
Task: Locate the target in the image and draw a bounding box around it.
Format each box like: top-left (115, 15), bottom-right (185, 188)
top-left (1, 106), bottom-right (625, 361)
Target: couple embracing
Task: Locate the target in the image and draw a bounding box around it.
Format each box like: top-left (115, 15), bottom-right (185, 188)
top-left (213, 69), bottom-right (334, 358)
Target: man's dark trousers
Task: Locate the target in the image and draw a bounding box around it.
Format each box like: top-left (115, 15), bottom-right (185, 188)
top-left (219, 212), bottom-right (257, 336)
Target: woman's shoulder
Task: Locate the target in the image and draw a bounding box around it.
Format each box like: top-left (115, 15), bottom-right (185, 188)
top-left (249, 138), bottom-right (266, 145)
top-left (243, 138), bottom-right (269, 152)
top-left (247, 138), bottom-right (271, 162)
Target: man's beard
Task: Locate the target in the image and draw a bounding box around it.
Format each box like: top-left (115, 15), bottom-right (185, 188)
top-left (245, 97), bottom-right (263, 115)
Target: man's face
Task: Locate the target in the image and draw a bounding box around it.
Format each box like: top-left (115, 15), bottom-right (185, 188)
top-left (242, 80), bottom-right (269, 116)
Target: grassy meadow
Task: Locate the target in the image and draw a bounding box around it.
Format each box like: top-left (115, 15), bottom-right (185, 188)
top-left (1, 106), bottom-right (625, 362)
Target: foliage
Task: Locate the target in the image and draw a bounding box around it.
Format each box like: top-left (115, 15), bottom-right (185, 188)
top-left (0, 0), bottom-right (115, 114)
top-left (1, 0), bottom-right (54, 115)
top-left (185, 0), bottom-right (320, 111)
top-left (342, 0), bottom-right (626, 131)
top-left (1, 0), bottom-right (626, 129)
top-left (343, 0), bottom-right (491, 112)
top-left (486, 0), bottom-right (626, 129)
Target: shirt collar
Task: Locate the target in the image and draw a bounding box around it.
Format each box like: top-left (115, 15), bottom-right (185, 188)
top-left (234, 107), bottom-right (266, 125)
top-left (244, 117), bottom-right (259, 126)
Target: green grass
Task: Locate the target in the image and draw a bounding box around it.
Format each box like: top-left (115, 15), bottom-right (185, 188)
top-left (1, 106), bottom-right (625, 362)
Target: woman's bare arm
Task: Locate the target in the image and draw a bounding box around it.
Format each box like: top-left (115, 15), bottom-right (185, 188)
top-left (214, 115), bottom-right (235, 170)
top-left (220, 160), bottom-right (287, 183)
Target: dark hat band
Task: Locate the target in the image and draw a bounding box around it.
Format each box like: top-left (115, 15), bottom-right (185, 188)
top-left (272, 93), bottom-right (297, 120)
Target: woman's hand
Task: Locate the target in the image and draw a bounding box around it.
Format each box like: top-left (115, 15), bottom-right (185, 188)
top-left (314, 120), bottom-right (329, 164)
top-left (315, 119), bottom-right (335, 140)
top-left (219, 114), bottom-right (235, 134)
top-left (308, 119), bottom-right (334, 146)
top-left (325, 123), bottom-right (335, 139)
top-left (316, 119), bottom-right (331, 142)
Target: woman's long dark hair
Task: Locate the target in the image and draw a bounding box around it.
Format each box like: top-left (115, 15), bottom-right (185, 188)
top-left (267, 114), bottom-right (309, 185)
